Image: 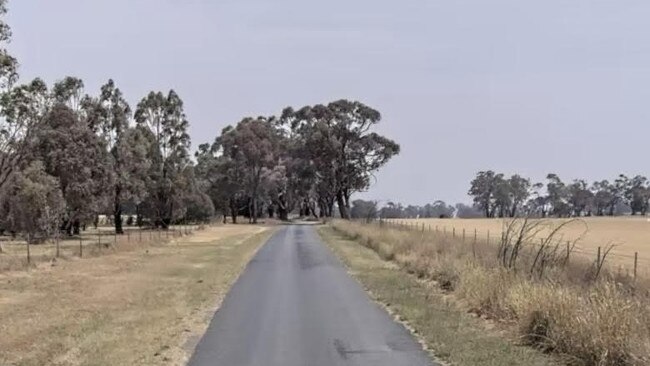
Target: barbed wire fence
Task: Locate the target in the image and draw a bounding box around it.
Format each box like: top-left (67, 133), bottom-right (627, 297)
top-left (369, 218), bottom-right (646, 280)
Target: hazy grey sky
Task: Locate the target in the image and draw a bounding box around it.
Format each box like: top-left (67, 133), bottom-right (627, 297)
top-left (7, 0), bottom-right (650, 205)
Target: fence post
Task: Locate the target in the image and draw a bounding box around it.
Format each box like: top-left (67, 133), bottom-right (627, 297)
top-left (487, 230), bottom-right (490, 245)
top-left (597, 246), bottom-right (601, 265)
top-left (634, 252), bottom-right (638, 280)
top-left (474, 228), bottom-right (477, 243)
top-left (421, 223), bottom-right (425, 232)
top-left (98, 231), bottom-right (101, 251)
top-left (79, 235), bottom-right (83, 258)
top-left (462, 228), bottom-right (466, 242)
top-left (452, 227), bottom-right (456, 238)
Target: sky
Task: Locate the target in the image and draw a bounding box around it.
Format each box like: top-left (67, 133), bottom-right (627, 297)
top-left (6, 0), bottom-right (650, 205)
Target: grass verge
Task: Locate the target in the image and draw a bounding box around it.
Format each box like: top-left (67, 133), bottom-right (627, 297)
top-left (318, 225), bottom-right (559, 366)
top-left (324, 220), bottom-right (650, 366)
top-left (0, 224), bottom-right (274, 366)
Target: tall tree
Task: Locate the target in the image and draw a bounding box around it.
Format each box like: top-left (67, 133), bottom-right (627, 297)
top-left (52, 76), bottom-right (85, 113)
top-left (567, 179), bottom-right (593, 217)
top-left (507, 175), bottom-right (531, 217)
top-left (84, 80), bottom-right (134, 233)
top-left (0, 0), bottom-right (17, 92)
top-left (0, 78), bottom-right (50, 192)
top-left (281, 100), bottom-right (399, 219)
top-left (468, 170), bottom-right (502, 217)
top-left (217, 117), bottom-right (280, 224)
top-left (134, 90), bottom-right (191, 228)
top-left (33, 104), bottom-right (111, 234)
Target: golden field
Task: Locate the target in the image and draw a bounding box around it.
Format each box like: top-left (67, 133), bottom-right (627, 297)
top-left (392, 216), bottom-right (650, 273)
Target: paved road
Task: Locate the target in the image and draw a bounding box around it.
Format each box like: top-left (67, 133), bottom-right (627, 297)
top-left (188, 225), bottom-right (435, 366)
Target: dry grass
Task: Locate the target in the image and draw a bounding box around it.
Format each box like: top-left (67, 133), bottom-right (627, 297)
top-left (0, 224), bottom-right (274, 366)
top-left (397, 217), bottom-right (650, 273)
top-left (0, 226), bottom-right (202, 272)
top-left (319, 226), bottom-right (559, 366)
top-left (330, 219), bottom-right (650, 366)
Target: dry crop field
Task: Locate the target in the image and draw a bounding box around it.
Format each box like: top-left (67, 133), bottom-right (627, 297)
top-left (394, 216), bottom-right (650, 275)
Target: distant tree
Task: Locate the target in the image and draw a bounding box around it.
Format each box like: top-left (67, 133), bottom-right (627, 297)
top-left (619, 175), bottom-right (650, 215)
top-left (591, 180), bottom-right (613, 216)
top-left (567, 179), bottom-right (593, 216)
top-left (506, 175), bottom-right (531, 217)
top-left (379, 201), bottom-right (404, 218)
top-left (422, 200), bottom-right (455, 218)
top-left (454, 203), bottom-right (482, 218)
top-left (350, 199), bottom-right (378, 221)
top-left (281, 100), bottom-right (400, 219)
top-left (217, 117), bottom-right (281, 224)
top-left (468, 170), bottom-right (503, 217)
top-left (545, 173), bottom-right (570, 217)
top-left (526, 182), bottom-right (548, 217)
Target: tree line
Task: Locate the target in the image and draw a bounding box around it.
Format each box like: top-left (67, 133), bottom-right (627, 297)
top-left (0, 1), bottom-right (400, 243)
top-left (469, 170), bottom-right (650, 218)
top-left (194, 102), bottom-right (400, 223)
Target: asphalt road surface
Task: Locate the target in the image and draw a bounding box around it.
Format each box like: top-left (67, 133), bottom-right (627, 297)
top-left (188, 224), bottom-right (436, 366)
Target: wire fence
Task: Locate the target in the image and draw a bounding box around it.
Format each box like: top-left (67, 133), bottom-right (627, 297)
top-left (375, 218), bottom-right (647, 279)
top-left (0, 225), bottom-right (201, 272)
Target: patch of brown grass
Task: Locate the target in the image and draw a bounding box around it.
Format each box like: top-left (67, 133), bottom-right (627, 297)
top-left (0, 224), bottom-right (274, 366)
top-left (330, 219), bottom-right (650, 366)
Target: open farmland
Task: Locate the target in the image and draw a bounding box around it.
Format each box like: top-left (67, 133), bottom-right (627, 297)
top-left (394, 216), bottom-right (650, 275)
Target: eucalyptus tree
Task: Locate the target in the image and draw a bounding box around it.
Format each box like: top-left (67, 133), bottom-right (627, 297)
top-left (84, 80), bottom-right (140, 233)
top-left (281, 100), bottom-right (399, 219)
top-left (0, 0), bottom-right (17, 92)
top-left (2, 161), bottom-right (64, 244)
top-left (134, 90), bottom-right (191, 228)
top-left (567, 179), bottom-right (593, 216)
top-left (468, 170), bottom-right (501, 217)
top-left (52, 76), bottom-right (85, 113)
top-left (217, 117), bottom-right (281, 223)
top-left (0, 77), bottom-right (51, 190)
top-left (619, 175), bottom-right (650, 215)
top-left (34, 104), bottom-right (111, 234)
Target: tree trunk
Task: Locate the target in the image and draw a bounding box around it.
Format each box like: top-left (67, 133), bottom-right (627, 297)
top-left (336, 191), bottom-right (350, 219)
top-left (252, 195), bottom-right (258, 224)
top-left (229, 198), bottom-right (237, 224)
top-left (114, 184), bottom-right (124, 234)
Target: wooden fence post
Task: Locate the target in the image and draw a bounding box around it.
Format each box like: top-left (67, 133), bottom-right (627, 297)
top-left (487, 230), bottom-right (490, 245)
top-left (462, 228), bottom-right (466, 242)
top-left (597, 246), bottom-right (601, 265)
top-left (634, 252), bottom-right (638, 280)
top-left (79, 235), bottom-right (83, 258)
